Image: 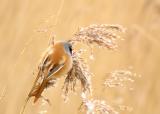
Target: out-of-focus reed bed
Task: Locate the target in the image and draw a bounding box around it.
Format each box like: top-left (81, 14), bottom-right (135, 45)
top-left (0, 0), bottom-right (160, 114)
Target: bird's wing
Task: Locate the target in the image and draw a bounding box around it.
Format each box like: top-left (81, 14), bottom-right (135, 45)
top-left (29, 51), bottom-right (66, 96)
top-left (47, 55), bottom-right (66, 78)
top-left (28, 47), bottom-right (53, 95)
top-left (47, 63), bottom-right (64, 77)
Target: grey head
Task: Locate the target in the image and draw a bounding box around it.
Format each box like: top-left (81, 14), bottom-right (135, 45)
top-left (63, 42), bottom-right (72, 55)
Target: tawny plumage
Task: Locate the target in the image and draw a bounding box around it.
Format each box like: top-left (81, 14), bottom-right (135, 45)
top-left (28, 41), bottom-right (73, 103)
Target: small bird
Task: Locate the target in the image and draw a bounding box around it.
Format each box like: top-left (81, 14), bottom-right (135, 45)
top-left (20, 40), bottom-right (73, 114)
top-left (28, 40), bottom-right (73, 103)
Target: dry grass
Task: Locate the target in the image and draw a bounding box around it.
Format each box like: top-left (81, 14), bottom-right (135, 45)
top-left (71, 24), bottom-right (125, 49)
top-left (63, 49), bottom-right (92, 98)
top-left (104, 69), bottom-right (138, 89)
top-left (79, 93), bottom-right (118, 114)
top-left (63, 24), bottom-right (125, 114)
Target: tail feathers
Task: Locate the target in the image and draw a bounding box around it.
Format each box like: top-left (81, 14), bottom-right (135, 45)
top-left (32, 79), bottom-right (48, 103)
top-left (33, 96), bottom-right (39, 103)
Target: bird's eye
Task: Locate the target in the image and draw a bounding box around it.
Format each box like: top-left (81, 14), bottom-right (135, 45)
top-left (69, 45), bottom-right (72, 54)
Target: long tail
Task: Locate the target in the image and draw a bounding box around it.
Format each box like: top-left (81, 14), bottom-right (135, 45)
top-left (20, 72), bottom-right (47, 114)
top-left (20, 79), bottom-right (48, 114)
top-left (33, 79), bottom-right (48, 103)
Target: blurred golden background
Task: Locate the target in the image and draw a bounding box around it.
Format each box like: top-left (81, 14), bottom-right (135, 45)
top-left (0, 0), bottom-right (160, 114)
